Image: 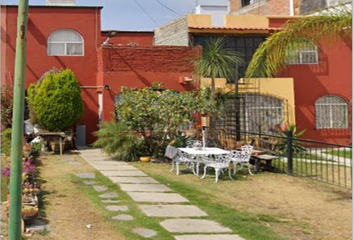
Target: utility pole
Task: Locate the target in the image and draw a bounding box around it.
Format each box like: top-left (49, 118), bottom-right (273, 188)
top-left (8, 0), bottom-right (29, 239)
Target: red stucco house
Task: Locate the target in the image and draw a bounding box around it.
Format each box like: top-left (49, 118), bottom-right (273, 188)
top-left (1, 4), bottom-right (198, 145)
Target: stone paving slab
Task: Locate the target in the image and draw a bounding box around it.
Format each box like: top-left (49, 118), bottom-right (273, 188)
top-left (75, 172), bottom-right (95, 179)
top-left (109, 177), bottom-right (159, 184)
top-left (139, 205), bottom-right (207, 217)
top-left (101, 171), bottom-right (147, 177)
top-left (90, 162), bottom-right (129, 167)
top-left (174, 235), bottom-right (245, 240)
top-left (106, 166), bottom-right (139, 171)
top-left (26, 220), bottom-right (50, 232)
top-left (126, 192), bottom-right (189, 203)
top-left (160, 219), bottom-right (232, 233)
top-left (102, 200), bottom-right (122, 203)
top-left (132, 228), bottom-right (157, 238)
top-left (106, 205), bottom-right (129, 212)
top-left (112, 214), bottom-right (134, 221)
top-left (83, 181), bottom-right (96, 186)
top-left (93, 185), bottom-right (108, 192)
top-left (119, 184), bottom-right (172, 192)
top-left (99, 192), bottom-right (118, 198)
top-left (91, 166), bottom-right (123, 171)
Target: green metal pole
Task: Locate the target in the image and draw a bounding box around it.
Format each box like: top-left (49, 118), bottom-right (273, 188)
top-left (8, 0), bottom-right (29, 239)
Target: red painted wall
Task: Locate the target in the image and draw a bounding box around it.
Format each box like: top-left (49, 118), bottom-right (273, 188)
top-left (101, 31), bottom-right (154, 46)
top-left (97, 45), bottom-right (200, 122)
top-left (280, 37), bottom-right (352, 145)
top-left (1, 5), bottom-right (102, 144)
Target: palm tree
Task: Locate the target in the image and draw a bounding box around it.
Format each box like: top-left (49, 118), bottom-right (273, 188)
top-left (245, 6), bottom-right (352, 78)
top-left (193, 37), bottom-right (244, 100)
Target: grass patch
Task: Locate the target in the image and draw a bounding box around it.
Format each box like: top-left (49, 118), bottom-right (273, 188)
top-left (134, 166), bottom-right (292, 240)
top-left (323, 149), bottom-right (352, 159)
top-left (73, 171), bottom-right (175, 240)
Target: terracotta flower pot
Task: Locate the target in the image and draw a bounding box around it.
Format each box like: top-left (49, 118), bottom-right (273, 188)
top-left (140, 157), bottom-right (151, 162)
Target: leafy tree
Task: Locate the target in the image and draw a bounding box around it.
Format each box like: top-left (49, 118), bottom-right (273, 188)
top-left (246, 6), bottom-right (352, 78)
top-left (27, 68), bottom-right (83, 131)
top-left (193, 37), bottom-right (244, 100)
top-left (116, 87), bottom-right (216, 157)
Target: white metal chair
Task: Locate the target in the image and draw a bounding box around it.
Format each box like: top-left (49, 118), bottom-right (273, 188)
top-left (241, 145), bottom-right (254, 153)
top-left (170, 150), bottom-right (196, 175)
top-left (229, 150), bottom-right (254, 175)
top-left (201, 154), bottom-right (233, 182)
top-left (186, 140), bottom-right (203, 148)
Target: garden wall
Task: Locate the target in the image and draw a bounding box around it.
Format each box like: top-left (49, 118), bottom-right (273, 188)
top-left (97, 45), bottom-right (201, 122)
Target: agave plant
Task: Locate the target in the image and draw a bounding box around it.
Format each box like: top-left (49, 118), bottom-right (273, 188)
top-left (277, 123), bottom-right (307, 155)
top-left (246, 5), bottom-right (352, 78)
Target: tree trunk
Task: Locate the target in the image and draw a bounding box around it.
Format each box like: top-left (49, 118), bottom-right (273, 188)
top-left (211, 76), bottom-right (216, 100)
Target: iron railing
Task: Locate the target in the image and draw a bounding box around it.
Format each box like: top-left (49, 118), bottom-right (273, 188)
top-left (238, 131), bottom-right (352, 190)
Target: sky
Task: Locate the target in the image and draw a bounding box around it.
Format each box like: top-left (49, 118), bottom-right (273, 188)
top-left (1, 0), bottom-right (229, 30)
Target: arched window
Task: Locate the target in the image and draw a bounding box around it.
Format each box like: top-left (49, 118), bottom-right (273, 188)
top-left (286, 39), bottom-right (318, 64)
top-left (315, 95), bottom-right (348, 129)
top-left (48, 29), bottom-right (84, 56)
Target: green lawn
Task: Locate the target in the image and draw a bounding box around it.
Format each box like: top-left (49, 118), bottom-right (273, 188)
top-left (323, 149), bottom-right (352, 159)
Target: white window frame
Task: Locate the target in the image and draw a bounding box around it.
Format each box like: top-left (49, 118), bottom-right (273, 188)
top-left (315, 95), bottom-right (348, 129)
top-left (286, 39), bottom-right (318, 65)
top-left (47, 29), bottom-right (84, 56)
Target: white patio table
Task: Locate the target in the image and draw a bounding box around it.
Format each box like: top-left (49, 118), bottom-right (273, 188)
top-left (178, 147), bottom-right (230, 175)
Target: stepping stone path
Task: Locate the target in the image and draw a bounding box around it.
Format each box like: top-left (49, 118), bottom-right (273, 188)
top-left (132, 228), bottom-right (157, 238)
top-left (139, 205), bottom-right (208, 217)
top-left (93, 185), bottom-right (108, 192)
top-left (99, 192), bottom-right (118, 198)
top-left (75, 172), bottom-right (95, 179)
top-left (79, 149), bottom-right (246, 240)
top-left (112, 214), bottom-right (134, 221)
top-left (106, 205), bottom-right (129, 212)
top-left (102, 200), bottom-right (121, 203)
top-left (83, 181), bottom-right (96, 186)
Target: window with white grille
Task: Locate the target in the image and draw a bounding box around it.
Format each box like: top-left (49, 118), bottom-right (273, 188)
top-left (286, 39), bottom-right (318, 65)
top-left (315, 95), bottom-right (348, 129)
top-left (48, 29), bottom-right (84, 56)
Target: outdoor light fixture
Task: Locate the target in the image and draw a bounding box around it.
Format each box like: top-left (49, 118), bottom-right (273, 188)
top-left (103, 31), bottom-right (118, 45)
top-left (201, 114), bottom-right (209, 150)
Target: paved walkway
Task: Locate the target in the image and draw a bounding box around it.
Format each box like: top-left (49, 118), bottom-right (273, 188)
top-left (78, 149), bottom-right (245, 240)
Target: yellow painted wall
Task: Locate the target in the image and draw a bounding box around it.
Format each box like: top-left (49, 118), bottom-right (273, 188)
top-left (224, 15), bottom-right (269, 28)
top-left (187, 15), bottom-right (211, 28)
top-left (186, 14), bottom-right (269, 29)
top-left (200, 77), bottom-right (296, 125)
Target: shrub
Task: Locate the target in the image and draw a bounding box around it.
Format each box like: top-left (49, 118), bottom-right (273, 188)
top-left (27, 68), bottom-right (83, 131)
top-left (1, 128), bottom-right (12, 156)
top-left (93, 121), bottom-right (141, 162)
top-left (116, 87), bottom-right (216, 158)
top-left (0, 83), bottom-right (13, 128)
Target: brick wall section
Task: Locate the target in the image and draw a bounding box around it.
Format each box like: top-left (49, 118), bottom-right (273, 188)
top-left (101, 45), bottom-right (199, 73)
top-left (229, 0), bottom-right (290, 15)
top-left (154, 16), bottom-right (189, 46)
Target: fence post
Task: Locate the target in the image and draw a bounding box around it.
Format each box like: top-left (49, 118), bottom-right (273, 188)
top-left (286, 130), bottom-right (293, 175)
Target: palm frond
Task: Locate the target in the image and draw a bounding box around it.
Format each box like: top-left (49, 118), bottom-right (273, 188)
top-left (193, 37), bottom-right (244, 79)
top-left (246, 6), bottom-right (352, 78)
